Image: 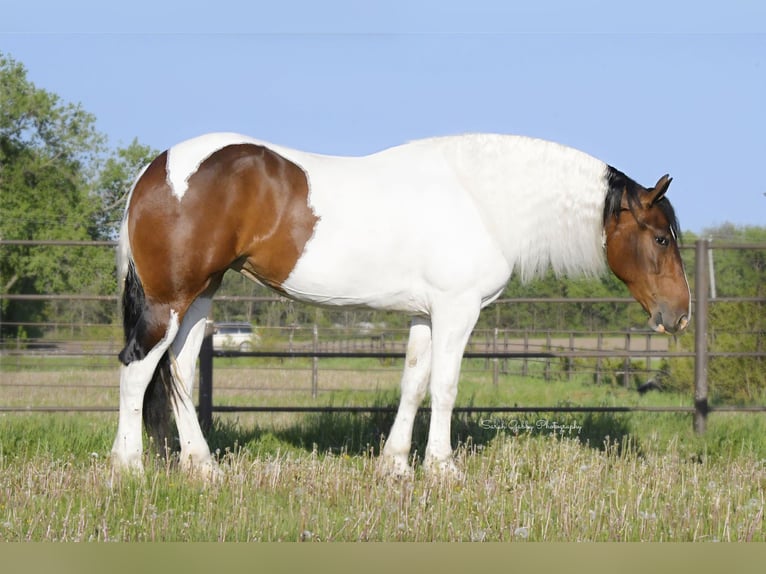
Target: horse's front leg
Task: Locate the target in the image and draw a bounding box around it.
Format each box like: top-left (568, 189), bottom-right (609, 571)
top-left (380, 316), bottom-right (432, 478)
top-left (423, 298), bottom-right (480, 478)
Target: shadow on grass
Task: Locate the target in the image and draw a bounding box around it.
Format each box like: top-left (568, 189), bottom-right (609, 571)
top-left (205, 398), bottom-right (639, 461)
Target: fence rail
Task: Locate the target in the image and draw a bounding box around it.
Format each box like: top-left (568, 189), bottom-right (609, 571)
top-left (3, 405), bottom-right (765, 414)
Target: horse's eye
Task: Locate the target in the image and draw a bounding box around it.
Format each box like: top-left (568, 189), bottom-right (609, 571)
top-left (655, 236), bottom-right (669, 247)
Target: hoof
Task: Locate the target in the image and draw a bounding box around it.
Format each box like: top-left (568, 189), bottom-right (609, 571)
top-left (376, 455), bottom-right (415, 481)
top-left (423, 456), bottom-right (464, 481)
top-left (180, 454), bottom-right (221, 482)
top-left (110, 451), bottom-right (145, 475)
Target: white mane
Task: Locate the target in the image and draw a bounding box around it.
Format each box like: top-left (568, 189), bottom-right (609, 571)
top-left (430, 134), bottom-right (609, 282)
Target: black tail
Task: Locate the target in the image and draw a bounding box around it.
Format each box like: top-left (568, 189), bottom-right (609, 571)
top-left (118, 259), bottom-right (174, 455)
top-left (118, 259), bottom-right (148, 365)
top-left (142, 357), bottom-right (175, 456)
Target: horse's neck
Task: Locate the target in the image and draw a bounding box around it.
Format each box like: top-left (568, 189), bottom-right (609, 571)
top-left (438, 134), bottom-right (608, 282)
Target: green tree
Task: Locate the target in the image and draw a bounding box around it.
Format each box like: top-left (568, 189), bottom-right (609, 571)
top-left (1, 54), bottom-right (104, 334)
top-left (93, 138), bottom-right (157, 240)
top-left (0, 53), bottom-right (156, 336)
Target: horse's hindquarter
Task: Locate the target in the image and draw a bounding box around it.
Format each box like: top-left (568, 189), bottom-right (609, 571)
top-left (280, 145), bottom-right (511, 314)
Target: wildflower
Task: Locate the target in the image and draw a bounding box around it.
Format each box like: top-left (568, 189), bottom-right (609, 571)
top-left (513, 526), bottom-right (529, 539)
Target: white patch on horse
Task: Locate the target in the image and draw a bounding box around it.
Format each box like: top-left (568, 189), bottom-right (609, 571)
top-left (276, 134), bottom-right (610, 313)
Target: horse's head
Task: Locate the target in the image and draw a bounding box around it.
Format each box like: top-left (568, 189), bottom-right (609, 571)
top-left (604, 172), bottom-right (690, 334)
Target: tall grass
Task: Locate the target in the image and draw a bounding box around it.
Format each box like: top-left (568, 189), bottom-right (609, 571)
top-left (1, 410), bottom-right (764, 542)
top-left (1, 362), bottom-right (764, 541)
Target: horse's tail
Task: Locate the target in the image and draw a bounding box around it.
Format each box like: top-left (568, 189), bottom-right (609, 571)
top-left (116, 216), bottom-right (175, 455)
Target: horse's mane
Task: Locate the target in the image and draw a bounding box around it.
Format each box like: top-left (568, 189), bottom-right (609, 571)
top-left (604, 167), bottom-right (681, 241)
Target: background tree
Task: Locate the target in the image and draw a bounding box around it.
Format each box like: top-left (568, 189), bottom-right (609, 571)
top-left (665, 226), bottom-right (765, 402)
top-left (0, 53), bottom-right (156, 336)
top-left (93, 138), bottom-right (157, 240)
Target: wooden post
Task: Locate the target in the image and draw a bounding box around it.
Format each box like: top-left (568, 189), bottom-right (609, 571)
top-left (311, 324), bottom-right (319, 399)
top-left (198, 333), bottom-right (214, 434)
top-left (694, 239), bottom-right (710, 434)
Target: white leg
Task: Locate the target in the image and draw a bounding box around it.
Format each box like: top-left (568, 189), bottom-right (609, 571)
top-left (112, 311), bottom-right (180, 472)
top-left (169, 297), bottom-right (215, 472)
top-left (380, 316), bottom-right (432, 478)
top-left (424, 298), bottom-right (480, 477)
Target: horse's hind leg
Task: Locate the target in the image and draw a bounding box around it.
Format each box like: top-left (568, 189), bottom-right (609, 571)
top-left (380, 316), bottom-right (432, 478)
top-left (112, 310), bottom-right (180, 471)
top-left (169, 296), bottom-right (215, 473)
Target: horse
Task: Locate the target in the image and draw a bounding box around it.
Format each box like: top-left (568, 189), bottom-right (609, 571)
top-left (111, 132), bottom-right (691, 477)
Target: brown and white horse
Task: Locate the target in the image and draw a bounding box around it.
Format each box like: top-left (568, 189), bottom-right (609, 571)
top-left (112, 132), bottom-right (690, 476)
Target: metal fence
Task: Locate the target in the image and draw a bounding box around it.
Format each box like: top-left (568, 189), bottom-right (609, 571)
top-left (2, 239), bottom-right (765, 434)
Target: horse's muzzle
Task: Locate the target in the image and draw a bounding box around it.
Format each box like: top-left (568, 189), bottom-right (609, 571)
top-left (649, 311), bottom-right (689, 335)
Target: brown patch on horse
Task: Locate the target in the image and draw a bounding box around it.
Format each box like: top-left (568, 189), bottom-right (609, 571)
top-left (126, 144), bottom-right (318, 347)
top-left (192, 144), bottom-right (320, 291)
top-left (603, 170), bottom-right (689, 333)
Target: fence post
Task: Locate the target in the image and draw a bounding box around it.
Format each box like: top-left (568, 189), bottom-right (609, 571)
top-left (645, 332), bottom-right (652, 376)
top-left (522, 330), bottom-right (528, 377)
top-left (311, 324), bottom-right (319, 398)
top-left (623, 332), bottom-right (631, 388)
top-left (492, 328), bottom-right (499, 387)
top-left (544, 331), bottom-right (551, 381)
top-left (694, 239), bottom-right (710, 434)
top-left (595, 332), bottom-right (603, 384)
top-left (198, 332), bottom-right (214, 434)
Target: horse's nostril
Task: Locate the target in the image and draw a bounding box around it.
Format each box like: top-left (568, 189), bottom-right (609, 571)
top-left (676, 314), bottom-right (689, 332)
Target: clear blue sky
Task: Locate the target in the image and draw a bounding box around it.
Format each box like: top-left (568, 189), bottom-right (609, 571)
top-left (2, 1), bottom-right (765, 233)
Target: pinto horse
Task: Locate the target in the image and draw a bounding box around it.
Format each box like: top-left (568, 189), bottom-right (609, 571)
top-left (112, 132), bottom-right (690, 476)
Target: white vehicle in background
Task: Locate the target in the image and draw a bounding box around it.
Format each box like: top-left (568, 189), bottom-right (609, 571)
top-left (212, 322), bottom-right (258, 351)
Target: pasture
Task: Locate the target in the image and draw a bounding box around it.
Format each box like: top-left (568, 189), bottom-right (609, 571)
top-left (1, 358), bottom-right (765, 542)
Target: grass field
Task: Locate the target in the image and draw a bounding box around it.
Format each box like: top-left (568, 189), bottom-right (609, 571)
top-left (1, 357), bottom-right (765, 541)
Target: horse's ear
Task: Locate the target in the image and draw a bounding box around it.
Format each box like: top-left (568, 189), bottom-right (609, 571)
top-left (646, 174), bottom-right (672, 206)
